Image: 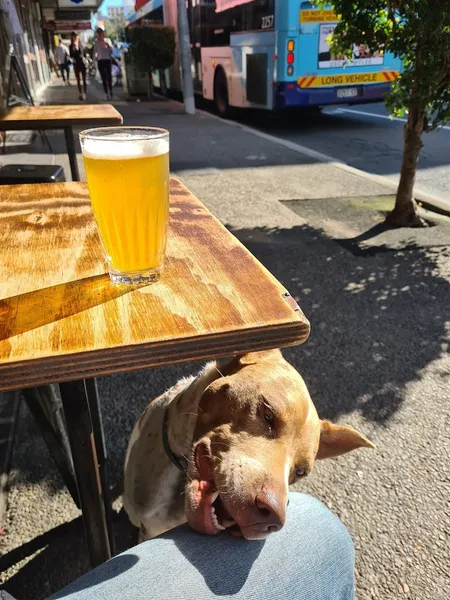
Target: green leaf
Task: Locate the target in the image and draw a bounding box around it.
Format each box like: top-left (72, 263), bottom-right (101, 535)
top-left (126, 26), bottom-right (176, 74)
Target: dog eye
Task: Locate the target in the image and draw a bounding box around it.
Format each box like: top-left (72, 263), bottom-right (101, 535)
top-left (296, 467), bottom-right (307, 478)
top-left (261, 402), bottom-right (276, 435)
top-left (263, 406), bottom-right (274, 422)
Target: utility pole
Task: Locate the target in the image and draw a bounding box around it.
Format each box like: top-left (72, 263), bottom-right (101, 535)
top-left (176, 0), bottom-right (195, 115)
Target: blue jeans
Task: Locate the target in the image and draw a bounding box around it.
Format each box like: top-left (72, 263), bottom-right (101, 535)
top-left (49, 493), bottom-right (355, 600)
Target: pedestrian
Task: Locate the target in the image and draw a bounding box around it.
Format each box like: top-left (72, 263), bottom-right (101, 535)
top-left (93, 28), bottom-right (113, 100)
top-left (69, 32), bottom-right (87, 101)
top-left (48, 48), bottom-right (60, 78)
top-left (55, 39), bottom-right (71, 85)
top-left (48, 494), bottom-right (355, 600)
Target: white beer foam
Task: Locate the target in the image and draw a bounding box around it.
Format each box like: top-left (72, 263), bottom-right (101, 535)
top-left (82, 136), bottom-right (169, 160)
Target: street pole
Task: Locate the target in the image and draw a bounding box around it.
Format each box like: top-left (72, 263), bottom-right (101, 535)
top-left (176, 0), bottom-right (195, 115)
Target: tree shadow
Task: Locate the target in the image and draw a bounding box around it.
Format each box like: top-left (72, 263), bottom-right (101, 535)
top-left (11, 218), bottom-right (448, 494)
top-left (226, 223), bottom-right (448, 424)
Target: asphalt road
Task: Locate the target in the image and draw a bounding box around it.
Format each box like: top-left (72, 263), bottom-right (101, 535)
top-left (232, 102), bottom-right (450, 202)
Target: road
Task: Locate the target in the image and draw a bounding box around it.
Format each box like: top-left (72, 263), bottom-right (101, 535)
top-left (233, 102), bottom-right (450, 202)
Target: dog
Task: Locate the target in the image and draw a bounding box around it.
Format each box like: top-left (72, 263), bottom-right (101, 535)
top-left (124, 350), bottom-right (374, 542)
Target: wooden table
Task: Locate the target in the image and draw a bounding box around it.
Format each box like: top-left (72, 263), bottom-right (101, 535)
top-left (0, 105), bottom-right (123, 181)
top-left (0, 179), bottom-right (310, 567)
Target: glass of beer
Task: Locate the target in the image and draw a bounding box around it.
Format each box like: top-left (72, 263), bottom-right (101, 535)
top-left (79, 126), bottom-right (169, 285)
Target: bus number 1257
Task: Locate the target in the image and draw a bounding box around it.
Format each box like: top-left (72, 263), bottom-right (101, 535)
top-left (261, 15), bottom-right (274, 29)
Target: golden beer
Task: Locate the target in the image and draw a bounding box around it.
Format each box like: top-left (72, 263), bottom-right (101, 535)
top-left (80, 127), bottom-right (169, 285)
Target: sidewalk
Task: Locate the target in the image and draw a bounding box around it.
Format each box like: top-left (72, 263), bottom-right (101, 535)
top-left (2, 75), bottom-right (394, 230)
top-left (1, 80), bottom-right (449, 600)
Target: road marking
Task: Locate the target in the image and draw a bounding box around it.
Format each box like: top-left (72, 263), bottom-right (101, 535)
top-left (216, 113), bottom-right (450, 213)
top-left (175, 167), bottom-right (221, 176)
top-left (169, 97), bottom-right (450, 214)
top-left (334, 107), bottom-right (450, 132)
top-left (245, 154), bottom-right (268, 161)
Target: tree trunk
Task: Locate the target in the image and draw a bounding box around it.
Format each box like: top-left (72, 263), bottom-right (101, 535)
top-left (386, 107), bottom-right (426, 227)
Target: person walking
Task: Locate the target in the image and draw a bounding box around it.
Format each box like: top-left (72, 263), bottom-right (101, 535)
top-left (69, 32), bottom-right (87, 101)
top-left (93, 28), bottom-right (113, 100)
top-left (55, 39), bottom-right (71, 84)
top-left (48, 48), bottom-right (60, 78)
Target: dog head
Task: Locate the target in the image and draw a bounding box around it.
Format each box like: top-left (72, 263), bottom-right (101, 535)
top-left (185, 349), bottom-right (373, 540)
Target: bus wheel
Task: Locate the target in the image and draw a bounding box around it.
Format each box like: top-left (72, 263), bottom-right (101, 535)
top-left (214, 69), bottom-right (230, 118)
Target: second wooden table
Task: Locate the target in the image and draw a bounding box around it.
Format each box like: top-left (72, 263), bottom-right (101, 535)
top-left (0, 104), bottom-right (123, 181)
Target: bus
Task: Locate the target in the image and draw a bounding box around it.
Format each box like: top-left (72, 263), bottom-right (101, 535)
top-left (131, 0), bottom-right (402, 116)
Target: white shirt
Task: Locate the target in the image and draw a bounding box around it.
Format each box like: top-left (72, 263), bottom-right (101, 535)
top-left (94, 39), bottom-right (112, 61)
top-left (55, 44), bottom-right (69, 65)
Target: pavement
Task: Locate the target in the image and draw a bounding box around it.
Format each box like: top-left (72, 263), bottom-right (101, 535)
top-left (0, 79), bottom-right (449, 600)
top-left (233, 102), bottom-right (450, 206)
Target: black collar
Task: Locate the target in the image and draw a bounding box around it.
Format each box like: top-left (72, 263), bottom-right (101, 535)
top-left (162, 408), bottom-right (187, 472)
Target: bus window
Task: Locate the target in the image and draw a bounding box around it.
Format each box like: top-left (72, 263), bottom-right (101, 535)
top-left (242, 0), bottom-right (275, 32)
top-left (199, 0), bottom-right (275, 47)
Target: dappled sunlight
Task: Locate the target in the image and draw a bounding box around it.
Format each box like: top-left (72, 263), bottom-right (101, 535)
top-left (4, 218), bottom-right (449, 599)
top-left (226, 223), bottom-right (449, 424)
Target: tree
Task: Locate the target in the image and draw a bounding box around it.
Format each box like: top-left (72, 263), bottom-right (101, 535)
top-left (126, 26), bottom-right (176, 98)
top-left (104, 14), bottom-right (127, 42)
top-left (321, 1), bottom-right (450, 227)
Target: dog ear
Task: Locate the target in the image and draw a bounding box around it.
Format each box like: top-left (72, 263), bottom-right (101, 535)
top-left (217, 350), bottom-right (282, 372)
top-left (316, 420), bottom-right (374, 459)
top-left (238, 349), bottom-right (282, 365)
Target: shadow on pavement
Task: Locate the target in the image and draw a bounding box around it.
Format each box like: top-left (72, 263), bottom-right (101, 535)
top-left (2, 510), bottom-right (137, 600)
top-left (9, 218), bottom-right (450, 488)
top-left (3, 220), bottom-right (449, 599)
top-left (230, 223), bottom-right (448, 424)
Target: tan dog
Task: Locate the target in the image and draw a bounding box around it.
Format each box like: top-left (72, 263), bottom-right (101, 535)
top-left (124, 350), bottom-right (373, 541)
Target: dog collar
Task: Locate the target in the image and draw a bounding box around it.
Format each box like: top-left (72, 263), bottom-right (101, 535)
top-left (162, 408), bottom-right (188, 473)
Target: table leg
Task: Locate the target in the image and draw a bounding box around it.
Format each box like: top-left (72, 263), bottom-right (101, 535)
top-left (39, 130), bottom-right (53, 154)
top-left (64, 126), bottom-right (80, 182)
top-left (22, 385), bottom-right (80, 508)
top-left (60, 379), bottom-right (111, 567)
top-left (84, 378), bottom-right (116, 555)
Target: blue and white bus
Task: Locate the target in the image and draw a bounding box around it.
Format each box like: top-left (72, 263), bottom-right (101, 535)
top-left (131, 0), bottom-right (401, 116)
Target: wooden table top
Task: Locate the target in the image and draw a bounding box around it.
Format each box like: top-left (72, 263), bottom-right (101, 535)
top-left (0, 104), bottom-right (123, 130)
top-left (0, 180), bottom-right (310, 391)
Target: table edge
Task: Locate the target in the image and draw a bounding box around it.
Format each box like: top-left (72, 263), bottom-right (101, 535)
top-left (0, 321), bottom-right (310, 391)
top-left (0, 105), bottom-right (123, 130)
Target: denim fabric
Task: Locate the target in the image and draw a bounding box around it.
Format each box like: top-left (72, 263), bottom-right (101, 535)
top-left (49, 493), bottom-right (355, 600)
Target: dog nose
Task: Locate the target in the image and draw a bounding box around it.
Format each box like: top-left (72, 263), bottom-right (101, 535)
top-left (255, 489), bottom-right (286, 532)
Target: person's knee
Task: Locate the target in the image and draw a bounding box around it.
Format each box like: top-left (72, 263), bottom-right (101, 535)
top-left (286, 492), bottom-right (355, 572)
top-left (288, 493), bottom-right (353, 541)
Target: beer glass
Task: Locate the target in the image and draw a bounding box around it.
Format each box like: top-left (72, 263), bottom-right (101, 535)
top-left (80, 126), bottom-right (169, 285)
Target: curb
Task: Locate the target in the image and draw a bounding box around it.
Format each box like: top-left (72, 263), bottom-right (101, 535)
top-left (187, 102), bottom-right (450, 218)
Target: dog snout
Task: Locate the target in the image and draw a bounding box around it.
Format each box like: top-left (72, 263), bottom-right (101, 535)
top-left (254, 488), bottom-right (286, 532)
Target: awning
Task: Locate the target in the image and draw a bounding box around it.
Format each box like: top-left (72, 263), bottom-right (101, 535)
top-left (127, 0), bottom-right (163, 24)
